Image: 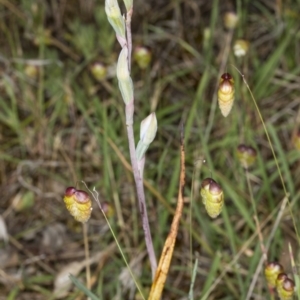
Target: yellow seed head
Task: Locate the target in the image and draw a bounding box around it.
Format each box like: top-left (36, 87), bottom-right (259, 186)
top-left (218, 73), bottom-right (235, 117)
top-left (24, 65), bottom-right (39, 79)
top-left (233, 39), bottom-right (249, 57)
top-left (201, 178), bottom-right (224, 218)
top-left (90, 62), bottom-right (107, 81)
top-left (276, 273), bottom-right (295, 300)
top-left (237, 144), bottom-right (257, 168)
top-left (264, 262), bottom-right (284, 288)
top-left (200, 178), bottom-right (211, 205)
top-left (134, 46), bottom-right (152, 69)
top-left (63, 187), bottom-right (92, 223)
top-left (223, 12), bottom-right (239, 29)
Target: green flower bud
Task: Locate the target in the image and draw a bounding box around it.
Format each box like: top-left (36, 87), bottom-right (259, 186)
top-left (123, 0), bottom-right (133, 11)
top-left (105, 0), bottom-right (125, 39)
top-left (136, 113), bottom-right (157, 160)
top-left (117, 47), bottom-right (134, 105)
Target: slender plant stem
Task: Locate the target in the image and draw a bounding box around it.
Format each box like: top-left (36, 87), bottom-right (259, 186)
top-left (104, 0), bottom-right (157, 279)
top-left (188, 258), bottom-right (198, 300)
top-left (122, 6), bottom-right (157, 279)
top-left (126, 119), bottom-right (157, 279)
top-left (126, 7), bottom-right (133, 71)
top-left (87, 186), bottom-right (146, 300)
top-left (83, 223), bottom-right (91, 290)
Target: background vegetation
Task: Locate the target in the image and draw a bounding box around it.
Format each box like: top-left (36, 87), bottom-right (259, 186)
top-left (0, 0), bottom-right (300, 299)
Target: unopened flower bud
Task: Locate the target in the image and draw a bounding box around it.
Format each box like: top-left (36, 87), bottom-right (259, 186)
top-left (218, 73), bottom-right (235, 117)
top-left (200, 178), bottom-right (224, 218)
top-left (117, 47), bottom-right (134, 105)
top-left (123, 0), bottom-right (132, 11)
top-left (224, 12), bottom-right (239, 29)
top-left (276, 273), bottom-right (295, 300)
top-left (134, 46), bottom-right (152, 69)
top-left (264, 262), bottom-right (284, 288)
top-left (233, 39), bottom-right (249, 57)
top-left (105, 0), bottom-right (125, 39)
top-left (64, 187), bottom-right (92, 223)
top-left (136, 113), bottom-right (157, 160)
top-left (237, 144), bottom-right (257, 168)
top-left (90, 62), bottom-right (107, 81)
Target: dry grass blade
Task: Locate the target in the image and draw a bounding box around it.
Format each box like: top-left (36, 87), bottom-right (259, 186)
top-left (147, 126), bottom-right (185, 300)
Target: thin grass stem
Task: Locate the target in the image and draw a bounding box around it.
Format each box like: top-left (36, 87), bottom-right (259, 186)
top-left (188, 258), bottom-right (198, 300)
top-left (83, 223), bottom-right (91, 290)
top-left (84, 184), bottom-right (146, 300)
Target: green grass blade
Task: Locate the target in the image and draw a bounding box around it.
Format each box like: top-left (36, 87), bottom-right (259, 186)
top-left (188, 258), bottom-right (198, 300)
top-left (267, 123), bottom-right (295, 196)
top-left (253, 31), bottom-right (293, 98)
top-left (69, 274), bottom-right (100, 300)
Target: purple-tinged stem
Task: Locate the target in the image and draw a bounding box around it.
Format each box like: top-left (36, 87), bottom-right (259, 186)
top-left (125, 105), bottom-right (157, 279)
top-left (126, 7), bottom-right (133, 71)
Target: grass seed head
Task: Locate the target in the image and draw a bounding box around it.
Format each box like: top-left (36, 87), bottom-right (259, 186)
top-left (223, 12), bottom-right (239, 29)
top-left (90, 62), bottom-right (107, 81)
top-left (218, 73), bottom-right (235, 117)
top-left (264, 262), bottom-right (284, 288)
top-left (200, 178), bottom-right (224, 218)
top-left (134, 46), bottom-right (152, 69)
top-left (276, 273), bottom-right (295, 300)
top-left (63, 187), bottom-right (92, 223)
top-left (237, 144), bottom-right (257, 168)
top-left (233, 39), bottom-right (249, 57)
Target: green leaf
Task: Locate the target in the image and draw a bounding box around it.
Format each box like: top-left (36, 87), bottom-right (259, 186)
top-left (69, 275), bottom-right (100, 300)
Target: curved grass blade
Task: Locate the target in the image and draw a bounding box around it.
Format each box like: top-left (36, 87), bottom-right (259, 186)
top-left (69, 274), bottom-right (100, 300)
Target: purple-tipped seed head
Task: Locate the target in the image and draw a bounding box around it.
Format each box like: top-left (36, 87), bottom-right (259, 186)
top-left (209, 181), bottom-right (222, 195)
top-left (65, 187), bottom-right (76, 197)
top-left (201, 178), bottom-right (214, 189)
top-left (221, 73), bottom-right (232, 81)
top-left (74, 190), bottom-right (90, 203)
